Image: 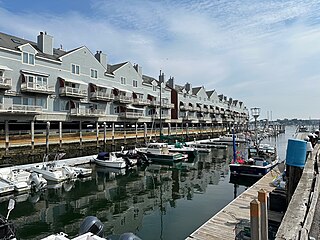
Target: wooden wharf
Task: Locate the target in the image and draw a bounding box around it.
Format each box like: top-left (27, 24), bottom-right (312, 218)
top-left (186, 168), bottom-right (280, 240)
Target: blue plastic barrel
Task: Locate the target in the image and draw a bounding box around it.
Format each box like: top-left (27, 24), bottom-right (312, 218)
top-left (286, 139), bottom-right (307, 167)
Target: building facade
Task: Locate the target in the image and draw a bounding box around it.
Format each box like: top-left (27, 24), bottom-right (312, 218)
top-left (0, 31), bottom-right (248, 127)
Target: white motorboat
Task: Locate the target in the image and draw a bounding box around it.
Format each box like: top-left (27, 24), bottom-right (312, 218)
top-left (168, 141), bottom-right (198, 158)
top-left (31, 154), bottom-right (78, 182)
top-left (217, 133), bottom-right (248, 143)
top-left (0, 168), bottom-right (47, 193)
top-left (136, 142), bottom-right (187, 163)
top-left (93, 152), bottom-right (127, 169)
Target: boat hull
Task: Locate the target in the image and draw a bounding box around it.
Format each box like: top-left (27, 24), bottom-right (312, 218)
top-left (136, 150), bottom-right (186, 163)
top-left (94, 159), bottom-right (127, 169)
top-left (229, 161), bottom-right (277, 177)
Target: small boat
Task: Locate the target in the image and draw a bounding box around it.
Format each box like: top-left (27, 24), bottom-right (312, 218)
top-left (31, 154), bottom-right (78, 182)
top-left (168, 141), bottom-right (198, 158)
top-left (135, 142), bottom-right (188, 163)
top-left (229, 144), bottom-right (279, 177)
top-left (218, 133), bottom-right (248, 143)
top-left (0, 168), bottom-right (47, 193)
top-left (93, 152), bottom-right (127, 169)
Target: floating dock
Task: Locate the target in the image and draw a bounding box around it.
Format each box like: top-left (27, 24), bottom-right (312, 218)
top-left (186, 167), bottom-right (280, 240)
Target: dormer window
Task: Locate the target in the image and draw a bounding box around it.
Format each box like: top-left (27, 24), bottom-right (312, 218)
top-left (22, 52), bottom-right (35, 65)
top-left (71, 64), bottom-right (80, 75)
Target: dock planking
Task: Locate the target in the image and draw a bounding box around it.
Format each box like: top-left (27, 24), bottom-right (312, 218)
top-left (186, 168), bottom-right (280, 240)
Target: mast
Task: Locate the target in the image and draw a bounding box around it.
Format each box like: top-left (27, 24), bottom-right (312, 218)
top-left (159, 70), bottom-right (164, 137)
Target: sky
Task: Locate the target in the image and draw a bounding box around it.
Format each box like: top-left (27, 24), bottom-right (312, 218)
top-left (0, 0), bottom-right (319, 120)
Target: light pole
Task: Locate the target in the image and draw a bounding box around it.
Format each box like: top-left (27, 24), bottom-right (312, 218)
top-left (251, 107), bottom-right (260, 146)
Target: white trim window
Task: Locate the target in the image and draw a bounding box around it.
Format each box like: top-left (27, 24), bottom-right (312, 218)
top-left (71, 64), bottom-right (80, 75)
top-left (90, 69), bottom-right (98, 79)
top-left (22, 52), bottom-right (35, 65)
top-left (120, 77), bottom-right (126, 85)
top-left (152, 85), bottom-right (157, 92)
top-left (133, 79), bottom-right (138, 88)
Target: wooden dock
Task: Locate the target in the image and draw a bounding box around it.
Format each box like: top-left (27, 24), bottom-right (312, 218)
top-left (186, 168), bottom-right (280, 240)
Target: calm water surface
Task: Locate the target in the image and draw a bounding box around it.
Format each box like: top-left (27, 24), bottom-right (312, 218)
top-left (0, 126), bottom-right (295, 240)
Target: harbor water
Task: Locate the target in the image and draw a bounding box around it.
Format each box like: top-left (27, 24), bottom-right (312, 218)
top-left (0, 127), bottom-right (295, 240)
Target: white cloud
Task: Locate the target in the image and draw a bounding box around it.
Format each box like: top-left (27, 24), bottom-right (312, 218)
top-left (0, 0), bottom-right (319, 119)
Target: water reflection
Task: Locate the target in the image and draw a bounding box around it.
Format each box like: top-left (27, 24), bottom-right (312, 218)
top-left (0, 145), bottom-right (251, 240)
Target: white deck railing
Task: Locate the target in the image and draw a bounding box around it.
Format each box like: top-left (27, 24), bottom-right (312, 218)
top-left (0, 104), bottom-right (42, 113)
top-left (0, 77), bottom-right (12, 88)
top-left (90, 91), bottom-right (114, 101)
top-left (59, 87), bottom-right (87, 97)
top-left (21, 82), bottom-right (54, 93)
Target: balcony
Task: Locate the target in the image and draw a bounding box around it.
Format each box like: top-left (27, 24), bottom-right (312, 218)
top-left (21, 82), bottom-right (54, 94)
top-left (150, 100), bottom-right (160, 107)
top-left (161, 102), bottom-right (174, 109)
top-left (70, 108), bottom-right (105, 116)
top-left (59, 87), bottom-right (87, 98)
top-left (132, 98), bottom-right (151, 106)
top-left (194, 106), bottom-right (201, 112)
top-left (0, 77), bottom-right (12, 90)
top-left (114, 95), bottom-right (133, 104)
top-left (90, 91), bottom-right (114, 102)
top-left (152, 114), bottom-right (170, 120)
top-left (180, 105), bottom-right (190, 111)
top-left (0, 104), bottom-right (42, 114)
top-left (119, 111), bottom-right (144, 119)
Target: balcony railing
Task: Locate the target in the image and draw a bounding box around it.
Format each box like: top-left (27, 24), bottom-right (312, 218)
top-left (161, 102), bottom-right (174, 109)
top-left (119, 112), bottom-right (144, 119)
top-left (133, 98), bottom-right (151, 106)
top-left (0, 104), bottom-right (42, 113)
top-left (90, 91), bottom-right (114, 102)
top-left (59, 87), bottom-right (87, 98)
top-left (188, 106), bottom-right (195, 112)
top-left (21, 82), bottom-right (54, 94)
top-left (114, 95), bottom-right (133, 104)
top-left (152, 114), bottom-right (170, 120)
top-left (150, 100), bottom-right (161, 107)
top-left (70, 108), bottom-right (105, 116)
top-left (180, 105), bottom-right (190, 111)
top-left (194, 106), bottom-right (201, 112)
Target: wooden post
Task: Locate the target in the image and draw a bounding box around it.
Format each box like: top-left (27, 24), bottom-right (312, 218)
top-left (168, 123), bottom-right (171, 136)
top-left (59, 121), bottom-right (63, 148)
top-left (45, 121), bottom-right (50, 155)
top-left (5, 120), bottom-right (9, 154)
top-left (135, 122), bottom-right (138, 144)
top-left (286, 165), bottom-right (303, 205)
top-left (124, 122), bottom-right (127, 145)
top-left (258, 189), bottom-right (268, 240)
top-left (103, 122), bottom-right (106, 147)
top-left (199, 123), bottom-right (202, 138)
top-left (79, 120), bottom-right (83, 147)
top-left (31, 120), bottom-right (35, 150)
top-left (186, 122), bottom-right (189, 140)
top-left (96, 121), bottom-right (99, 148)
top-left (112, 122), bottom-right (115, 146)
top-left (250, 199), bottom-right (261, 240)
top-left (175, 123), bottom-right (178, 137)
top-left (144, 122), bottom-right (147, 143)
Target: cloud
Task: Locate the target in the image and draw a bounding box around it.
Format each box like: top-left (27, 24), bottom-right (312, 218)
top-left (0, 0), bottom-right (319, 119)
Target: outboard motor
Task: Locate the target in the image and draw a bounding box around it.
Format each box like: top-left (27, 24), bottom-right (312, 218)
top-left (29, 172), bottom-right (47, 191)
top-left (79, 216), bottom-right (104, 237)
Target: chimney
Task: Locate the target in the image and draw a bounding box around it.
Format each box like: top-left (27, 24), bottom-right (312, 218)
top-left (133, 64), bottom-right (142, 76)
top-left (185, 82), bottom-right (192, 93)
top-left (95, 51), bottom-right (107, 68)
top-left (37, 32), bottom-right (53, 55)
top-left (167, 76), bottom-right (174, 88)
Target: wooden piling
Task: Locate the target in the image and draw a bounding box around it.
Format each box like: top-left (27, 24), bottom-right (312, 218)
top-left (258, 189), bottom-right (268, 240)
top-left (103, 122), bottom-right (106, 148)
top-left (143, 122), bottom-right (147, 144)
top-left (124, 122), bottom-right (127, 145)
top-left (5, 120), bottom-right (9, 154)
top-left (135, 122), bottom-right (138, 144)
top-left (59, 121), bottom-right (62, 148)
top-left (168, 123), bottom-right (171, 136)
top-left (31, 120), bottom-right (35, 150)
top-left (286, 165), bottom-right (303, 205)
top-left (79, 120), bottom-right (83, 147)
top-left (250, 199), bottom-right (261, 240)
top-left (45, 121), bottom-right (50, 155)
top-left (96, 121), bottom-right (99, 148)
top-left (175, 123), bottom-right (178, 137)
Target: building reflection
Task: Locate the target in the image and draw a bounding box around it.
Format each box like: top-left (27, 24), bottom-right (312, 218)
top-left (0, 147), bottom-right (239, 239)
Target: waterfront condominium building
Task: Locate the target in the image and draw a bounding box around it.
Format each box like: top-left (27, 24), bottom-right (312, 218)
top-left (0, 31), bottom-right (248, 127)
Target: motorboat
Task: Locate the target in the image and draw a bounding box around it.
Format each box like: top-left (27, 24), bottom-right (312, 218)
top-left (229, 144), bottom-right (279, 177)
top-left (31, 154), bottom-right (78, 182)
top-left (217, 133), bottom-right (248, 143)
top-left (0, 168), bottom-right (47, 193)
top-left (135, 142), bottom-right (188, 163)
top-left (167, 141), bottom-right (198, 158)
top-left (93, 152), bottom-right (127, 169)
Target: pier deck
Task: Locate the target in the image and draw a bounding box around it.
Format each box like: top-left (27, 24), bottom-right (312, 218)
top-left (186, 168), bottom-right (280, 240)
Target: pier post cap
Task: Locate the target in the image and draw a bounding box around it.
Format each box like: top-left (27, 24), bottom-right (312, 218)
top-left (258, 189), bottom-right (268, 203)
top-left (250, 199), bottom-right (260, 217)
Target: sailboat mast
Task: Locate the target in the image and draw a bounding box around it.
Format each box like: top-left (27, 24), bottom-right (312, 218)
top-left (159, 70), bottom-right (164, 137)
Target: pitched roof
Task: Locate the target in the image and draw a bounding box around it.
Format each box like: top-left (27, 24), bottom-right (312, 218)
top-left (142, 75), bottom-right (157, 85)
top-left (206, 90), bottom-right (215, 98)
top-left (108, 62), bottom-right (128, 73)
top-left (174, 84), bottom-right (185, 93)
top-left (192, 87), bottom-right (202, 95)
top-left (0, 31), bottom-right (65, 61)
